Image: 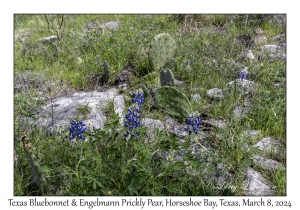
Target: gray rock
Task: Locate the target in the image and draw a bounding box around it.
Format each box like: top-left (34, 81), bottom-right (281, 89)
top-left (100, 21), bottom-right (120, 30)
top-left (227, 79), bottom-right (257, 94)
top-left (175, 79), bottom-right (184, 86)
top-left (151, 87), bottom-right (158, 93)
top-left (33, 88), bottom-right (124, 132)
top-left (141, 118), bottom-right (164, 139)
top-left (262, 44), bottom-right (278, 53)
top-left (262, 44), bottom-right (286, 53)
top-left (118, 83), bottom-right (128, 90)
top-left (202, 118), bottom-right (227, 129)
top-left (38, 35), bottom-right (58, 43)
top-left (243, 130), bottom-right (260, 137)
top-left (165, 117), bottom-right (187, 136)
top-left (233, 104), bottom-right (251, 120)
top-left (113, 95), bottom-right (125, 123)
top-left (214, 163), bottom-right (234, 188)
top-left (251, 155), bottom-right (285, 171)
top-left (269, 53), bottom-right (286, 61)
top-left (206, 88), bottom-right (224, 99)
top-left (243, 168), bottom-right (275, 196)
top-left (164, 117), bottom-right (208, 138)
top-left (242, 50), bottom-right (255, 60)
top-left (254, 137), bottom-right (286, 159)
top-left (191, 94), bottom-right (201, 102)
top-left (190, 136), bottom-right (210, 155)
top-left (272, 34), bottom-right (285, 43)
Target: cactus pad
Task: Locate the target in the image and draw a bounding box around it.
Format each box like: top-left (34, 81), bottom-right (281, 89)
top-left (160, 69), bottom-right (175, 86)
top-left (155, 86), bottom-right (192, 122)
top-left (21, 134), bottom-right (47, 192)
top-left (148, 33), bottom-right (176, 72)
top-left (103, 60), bottom-right (110, 83)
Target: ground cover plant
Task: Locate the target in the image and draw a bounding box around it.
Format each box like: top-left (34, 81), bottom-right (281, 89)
top-left (14, 14), bottom-right (286, 196)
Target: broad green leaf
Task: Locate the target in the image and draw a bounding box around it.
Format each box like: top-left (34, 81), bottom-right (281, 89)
top-left (170, 161), bottom-right (185, 170)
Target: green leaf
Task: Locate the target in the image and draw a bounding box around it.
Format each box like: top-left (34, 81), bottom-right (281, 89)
top-left (170, 161), bottom-right (185, 170)
top-left (86, 178), bottom-right (93, 184)
top-left (182, 141), bottom-right (191, 149)
top-left (95, 180), bottom-right (104, 188)
top-left (92, 180), bottom-right (96, 190)
top-left (129, 188), bottom-right (133, 196)
top-left (166, 181), bottom-right (180, 193)
top-left (85, 151), bottom-right (92, 157)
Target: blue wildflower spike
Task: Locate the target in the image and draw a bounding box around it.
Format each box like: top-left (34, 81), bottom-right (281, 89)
top-left (238, 69), bottom-right (249, 81)
top-left (132, 88), bottom-right (145, 110)
top-left (69, 120), bottom-right (87, 141)
top-left (124, 89), bottom-right (145, 138)
top-left (184, 113), bottom-right (202, 135)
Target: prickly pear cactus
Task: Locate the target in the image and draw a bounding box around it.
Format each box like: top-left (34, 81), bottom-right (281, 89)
top-left (160, 69), bottom-right (175, 86)
top-left (21, 134), bottom-right (47, 192)
top-left (138, 84), bottom-right (149, 98)
top-left (103, 60), bottom-right (110, 83)
top-left (148, 33), bottom-right (176, 72)
top-left (155, 86), bottom-right (192, 122)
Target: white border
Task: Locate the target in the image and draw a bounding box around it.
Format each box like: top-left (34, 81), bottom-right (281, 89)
top-left (2, 0), bottom-right (299, 209)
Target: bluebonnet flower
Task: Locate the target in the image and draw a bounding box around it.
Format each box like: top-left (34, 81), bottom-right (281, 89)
top-left (184, 113), bottom-right (202, 135)
top-left (132, 89), bottom-right (145, 109)
top-left (124, 89), bottom-right (144, 138)
top-left (238, 70), bottom-right (249, 81)
top-left (69, 120), bottom-right (86, 140)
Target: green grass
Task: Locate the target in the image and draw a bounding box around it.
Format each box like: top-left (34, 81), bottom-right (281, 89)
top-left (14, 14), bottom-right (286, 196)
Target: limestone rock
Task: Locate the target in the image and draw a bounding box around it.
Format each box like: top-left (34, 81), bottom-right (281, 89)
top-left (100, 21), bottom-right (120, 30)
top-left (175, 79), bottom-right (184, 86)
top-left (191, 94), bottom-right (201, 102)
top-left (227, 79), bottom-right (257, 94)
top-left (113, 95), bottom-right (125, 123)
top-left (233, 104), bottom-right (251, 120)
top-left (33, 88), bottom-right (125, 132)
top-left (272, 34), bottom-right (285, 43)
top-left (254, 137), bottom-right (286, 159)
top-left (268, 53), bottom-right (286, 61)
top-left (262, 45), bottom-right (278, 53)
top-left (242, 50), bottom-right (255, 60)
top-left (206, 88), bottom-right (224, 99)
top-left (243, 130), bottom-right (260, 137)
top-left (38, 35), bottom-right (58, 43)
top-left (243, 168), bottom-right (275, 196)
top-left (251, 155), bottom-right (285, 171)
top-left (165, 117), bottom-right (187, 136)
top-left (202, 118), bottom-right (227, 129)
top-left (141, 118), bottom-right (164, 139)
